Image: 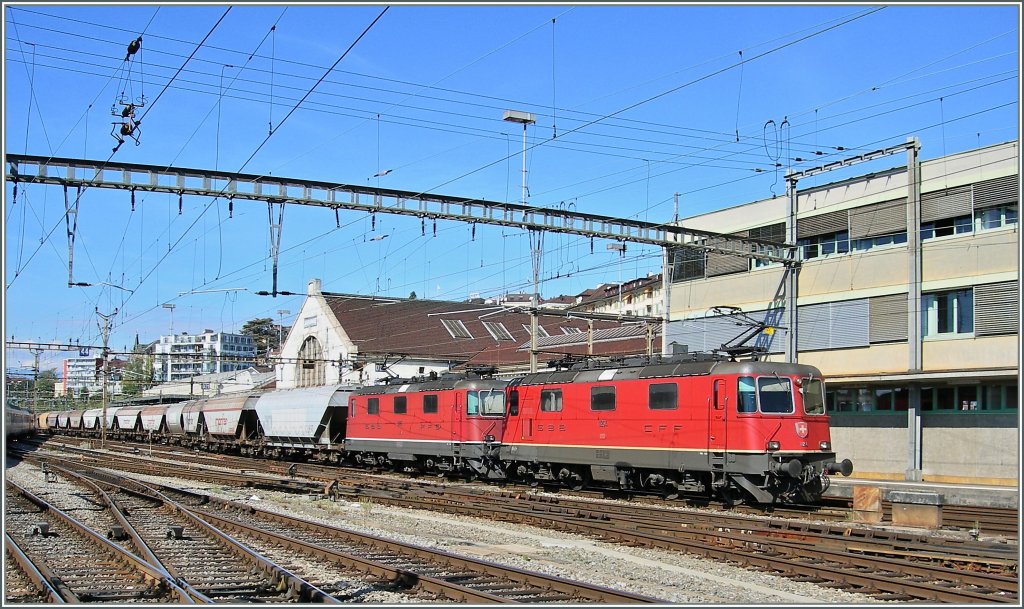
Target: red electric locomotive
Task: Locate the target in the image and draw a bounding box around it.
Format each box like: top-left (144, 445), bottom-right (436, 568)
top-left (347, 376), bottom-right (509, 479)
top-left (347, 355), bottom-right (852, 504)
top-left (503, 357), bottom-right (852, 503)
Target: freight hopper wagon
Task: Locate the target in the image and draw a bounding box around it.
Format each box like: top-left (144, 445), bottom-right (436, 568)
top-left (502, 359), bottom-right (852, 504)
top-left (250, 385), bottom-right (353, 461)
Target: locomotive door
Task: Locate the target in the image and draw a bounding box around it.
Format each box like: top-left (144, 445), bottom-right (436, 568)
top-left (451, 392), bottom-right (463, 458)
top-left (708, 379), bottom-right (728, 468)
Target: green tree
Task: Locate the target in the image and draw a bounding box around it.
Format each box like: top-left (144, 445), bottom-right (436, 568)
top-left (241, 317), bottom-right (278, 358)
top-left (34, 369), bottom-right (59, 397)
top-left (121, 354), bottom-right (153, 395)
top-left (409, 291), bottom-right (417, 300)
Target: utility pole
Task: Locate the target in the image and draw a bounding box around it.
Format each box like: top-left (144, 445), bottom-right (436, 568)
top-left (29, 347), bottom-right (43, 415)
top-left (96, 307), bottom-right (118, 450)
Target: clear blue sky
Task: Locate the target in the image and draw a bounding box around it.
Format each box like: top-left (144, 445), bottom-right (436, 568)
top-left (3, 2), bottom-right (1019, 374)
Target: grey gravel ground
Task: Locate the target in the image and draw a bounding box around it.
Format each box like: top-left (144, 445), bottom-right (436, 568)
top-left (3, 459), bottom-right (885, 605)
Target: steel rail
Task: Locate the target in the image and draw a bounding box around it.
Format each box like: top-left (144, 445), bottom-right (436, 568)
top-left (4, 532), bottom-right (70, 603)
top-left (5, 480), bottom-right (197, 604)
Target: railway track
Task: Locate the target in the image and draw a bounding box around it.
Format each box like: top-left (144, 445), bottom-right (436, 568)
top-left (4, 481), bottom-right (195, 603)
top-left (17, 438), bottom-right (1020, 603)
top-left (33, 436), bottom-right (1021, 541)
top-left (9, 456), bottom-right (659, 603)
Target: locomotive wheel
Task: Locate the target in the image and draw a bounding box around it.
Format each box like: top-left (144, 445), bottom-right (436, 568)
top-left (663, 481), bottom-right (680, 500)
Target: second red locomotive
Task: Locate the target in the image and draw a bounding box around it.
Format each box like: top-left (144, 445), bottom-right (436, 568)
top-left (348, 355), bottom-right (853, 504)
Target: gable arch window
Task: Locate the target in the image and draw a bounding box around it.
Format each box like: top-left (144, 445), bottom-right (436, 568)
top-left (296, 336), bottom-right (325, 387)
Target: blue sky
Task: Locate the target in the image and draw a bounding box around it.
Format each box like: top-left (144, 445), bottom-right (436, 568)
top-left (3, 2), bottom-right (1019, 373)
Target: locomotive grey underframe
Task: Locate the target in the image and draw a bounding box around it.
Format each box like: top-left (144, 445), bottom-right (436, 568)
top-left (344, 438), bottom-right (504, 476)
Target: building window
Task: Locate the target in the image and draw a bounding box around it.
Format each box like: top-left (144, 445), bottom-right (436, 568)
top-left (296, 336), bottom-right (325, 387)
top-left (975, 204), bottom-right (1018, 231)
top-left (921, 215), bottom-right (972, 240)
top-left (853, 231), bottom-right (907, 251)
top-left (798, 230), bottom-right (849, 260)
top-left (922, 289), bottom-right (973, 337)
top-left (560, 327), bottom-right (583, 335)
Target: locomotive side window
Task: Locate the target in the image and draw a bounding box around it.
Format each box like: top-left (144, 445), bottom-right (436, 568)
top-left (540, 389), bottom-right (563, 412)
top-left (466, 390), bottom-right (506, 416)
top-left (649, 383), bottom-right (678, 410)
top-left (480, 389), bottom-right (505, 416)
top-left (367, 397), bottom-right (379, 415)
top-left (508, 389), bottom-right (519, 416)
top-left (803, 379), bottom-right (826, 415)
top-left (423, 394), bottom-right (438, 414)
top-left (394, 396), bottom-right (407, 415)
top-left (737, 377), bottom-right (757, 413)
top-left (591, 386), bottom-right (616, 411)
top-left (758, 377), bottom-right (794, 413)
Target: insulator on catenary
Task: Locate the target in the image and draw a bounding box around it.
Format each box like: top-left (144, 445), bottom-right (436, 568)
top-left (125, 36), bottom-right (142, 62)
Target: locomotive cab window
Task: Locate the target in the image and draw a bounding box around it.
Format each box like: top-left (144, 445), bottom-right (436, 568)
top-left (367, 397), bottom-right (379, 415)
top-left (467, 389), bottom-right (505, 416)
top-left (393, 396), bottom-right (407, 415)
top-left (758, 377), bottom-right (794, 414)
top-left (591, 386), bottom-right (616, 411)
top-left (422, 394), bottom-right (438, 414)
top-left (508, 389), bottom-right (519, 416)
top-left (540, 389), bottom-right (563, 412)
top-left (649, 383), bottom-right (678, 410)
top-left (737, 377), bottom-right (757, 413)
top-left (802, 379), bottom-right (826, 415)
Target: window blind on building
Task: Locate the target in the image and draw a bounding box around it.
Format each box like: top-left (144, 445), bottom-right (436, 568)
top-left (797, 299), bottom-right (870, 351)
top-left (797, 209), bottom-right (848, 239)
top-left (748, 222), bottom-right (786, 243)
top-left (706, 252), bottom-right (749, 277)
top-left (849, 199), bottom-right (907, 239)
top-left (974, 281), bottom-right (1019, 336)
top-left (973, 174), bottom-right (1019, 210)
top-left (869, 293), bottom-right (908, 343)
top-left (921, 186), bottom-right (972, 222)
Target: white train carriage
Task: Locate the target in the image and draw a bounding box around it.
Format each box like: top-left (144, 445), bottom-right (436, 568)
top-left (68, 410), bottom-right (85, 434)
top-left (252, 385), bottom-right (353, 460)
top-left (57, 411), bottom-right (71, 429)
top-left (82, 408), bottom-right (103, 431)
top-left (140, 404), bottom-right (169, 437)
top-left (164, 401), bottom-right (191, 440)
top-left (45, 412), bottom-right (59, 430)
top-left (114, 405), bottom-right (147, 439)
top-left (199, 393), bottom-right (261, 451)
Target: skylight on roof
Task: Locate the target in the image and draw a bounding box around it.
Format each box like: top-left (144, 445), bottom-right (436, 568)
top-left (441, 319), bottom-right (473, 339)
top-left (483, 321), bottom-right (514, 341)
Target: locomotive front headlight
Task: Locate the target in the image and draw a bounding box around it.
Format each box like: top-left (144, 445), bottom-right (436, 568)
top-left (767, 441), bottom-right (780, 451)
top-left (819, 441), bottom-right (831, 451)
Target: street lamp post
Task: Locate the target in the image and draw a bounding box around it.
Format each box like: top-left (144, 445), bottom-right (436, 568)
top-left (503, 109), bottom-right (538, 372)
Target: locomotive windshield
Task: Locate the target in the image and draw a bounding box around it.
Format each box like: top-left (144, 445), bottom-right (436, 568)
top-left (466, 389), bottom-right (505, 416)
top-left (739, 375), bottom-right (796, 414)
top-left (758, 377), bottom-right (794, 413)
top-left (803, 379), bottom-right (826, 415)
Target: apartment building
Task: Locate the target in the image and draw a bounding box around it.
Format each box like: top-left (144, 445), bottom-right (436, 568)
top-left (665, 140), bottom-right (1018, 484)
top-left (152, 330), bottom-right (257, 382)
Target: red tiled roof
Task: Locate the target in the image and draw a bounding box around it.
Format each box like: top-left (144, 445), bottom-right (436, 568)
top-left (324, 295), bottom-right (659, 368)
